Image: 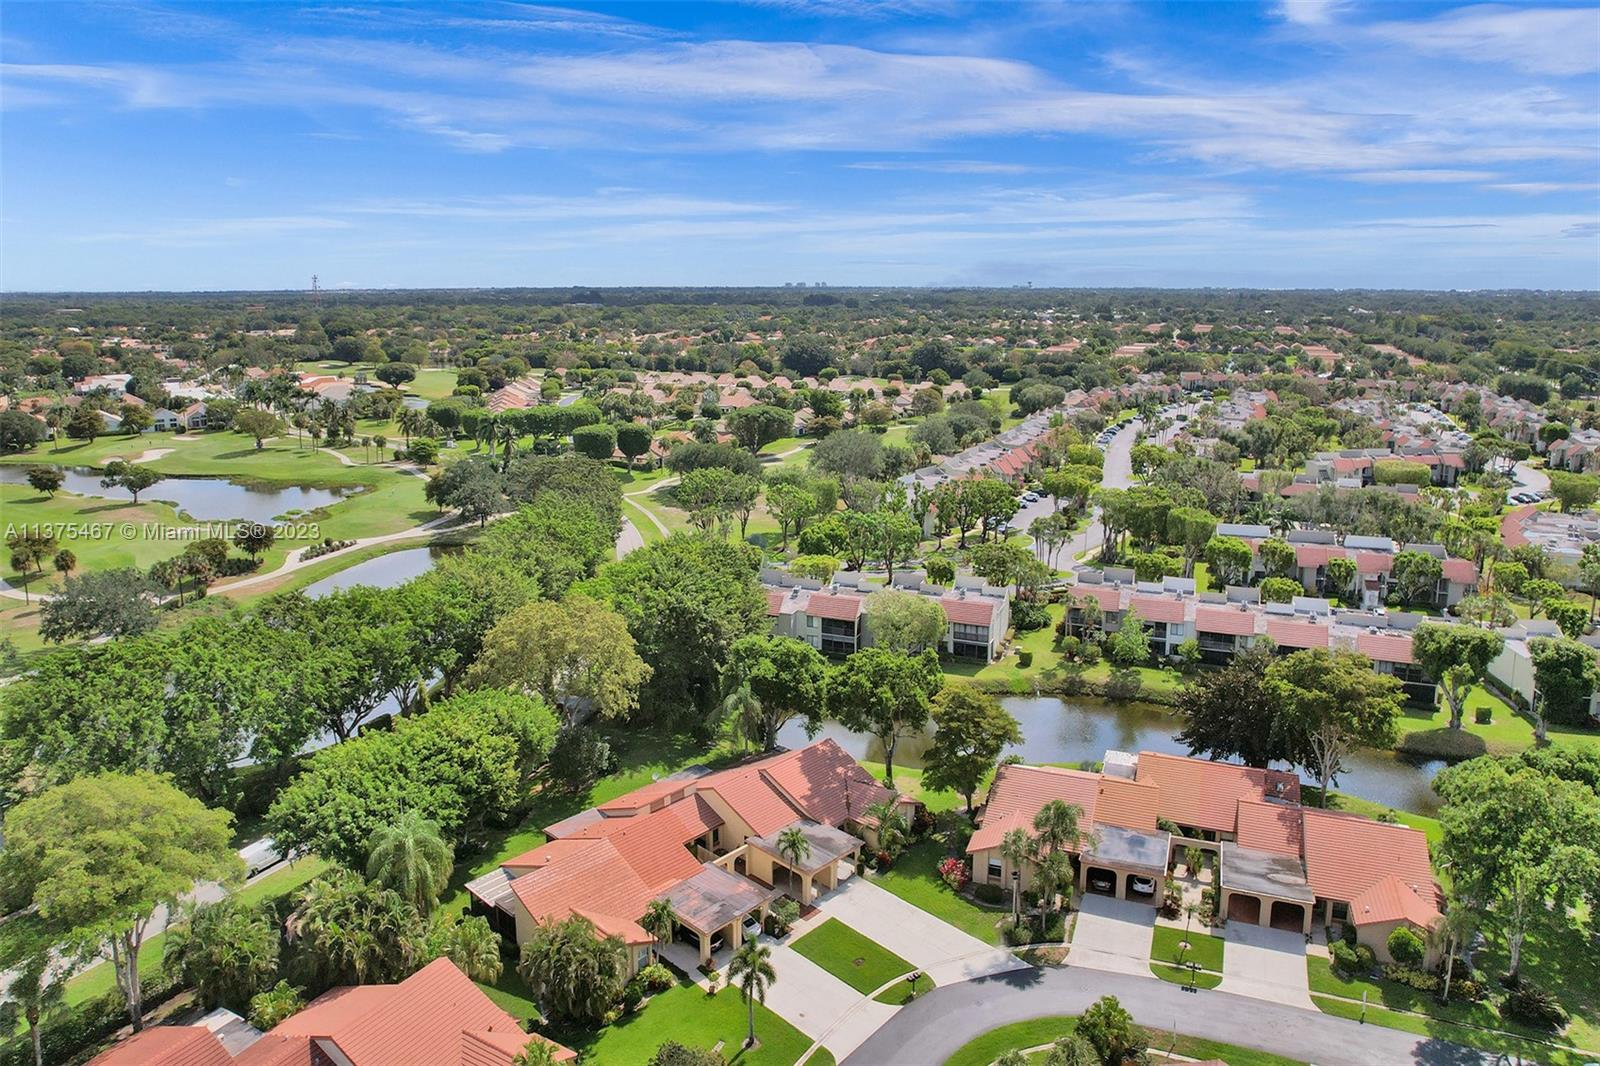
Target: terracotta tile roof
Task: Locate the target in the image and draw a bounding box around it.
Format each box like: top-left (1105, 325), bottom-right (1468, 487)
top-left (1233, 797), bottom-right (1303, 856)
top-left (1441, 558), bottom-right (1478, 584)
top-left (1293, 544), bottom-right (1344, 568)
top-left (1265, 618), bottom-right (1330, 650)
top-left (230, 1035), bottom-right (312, 1066)
top-left (1129, 595), bottom-right (1187, 624)
top-left (759, 739), bottom-right (894, 828)
top-left (968, 764), bottom-right (1099, 853)
top-left (1331, 457), bottom-right (1373, 474)
top-left (942, 596), bottom-right (998, 626)
top-left (1500, 505), bottom-right (1536, 549)
top-left (1354, 551), bottom-right (1394, 574)
top-left (1349, 874), bottom-right (1441, 929)
top-left (1356, 631), bottom-right (1413, 665)
top-left (596, 775), bottom-right (700, 814)
top-left (1133, 751), bottom-right (1299, 834)
top-left (1075, 584), bottom-right (1125, 612)
top-left (87, 1028), bottom-right (234, 1066)
top-left (1301, 809), bottom-right (1438, 924)
top-left (1194, 606), bottom-right (1258, 637)
top-left (805, 591), bottom-right (864, 622)
top-left (462, 1030), bottom-right (577, 1065)
top-left (1094, 775), bottom-right (1162, 832)
top-left (700, 766), bottom-right (806, 837)
top-left (766, 588), bottom-right (786, 616)
top-left (1280, 482), bottom-right (1316, 497)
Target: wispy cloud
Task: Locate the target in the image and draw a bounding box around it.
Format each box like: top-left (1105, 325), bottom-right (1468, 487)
top-left (1367, 5), bottom-right (1600, 76)
top-left (843, 160), bottom-right (1041, 174)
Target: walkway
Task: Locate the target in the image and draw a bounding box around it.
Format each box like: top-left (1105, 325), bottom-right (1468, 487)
top-left (818, 876), bottom-right (1026, 986)
top-left (842, 965), bottom-right (1494, 1066)
top-left (1066, 894), bottom-right (1156, 977)
top-left (1217, 923), bottom-right (1313, 1009)
top-left (765, 943), bottom-right (898, 1060)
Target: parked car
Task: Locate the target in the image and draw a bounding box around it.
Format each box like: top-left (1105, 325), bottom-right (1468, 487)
top-left (1088, 872), bottom-right (1114, 893)
top-left (1129, 876), bottom-right (1157, 896)
top-left (743, 916), bottom-right (763, 942)
top-left (1021, 491), bottom-right (1039, 503)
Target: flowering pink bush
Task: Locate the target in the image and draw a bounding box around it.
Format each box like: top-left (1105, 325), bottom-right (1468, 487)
top-left (938, 856), bottom-right (970, 890)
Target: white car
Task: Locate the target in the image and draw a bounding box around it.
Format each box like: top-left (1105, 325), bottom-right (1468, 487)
top-left (1022, 491), bottom-right (1039, 503)
top-left (1130, 876), bottom-right (1157, 895)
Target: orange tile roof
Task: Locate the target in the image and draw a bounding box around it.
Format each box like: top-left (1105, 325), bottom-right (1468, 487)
top-left (1441, 557), bottom-right (1478, 584)
top-left (1233, 797), bottom-right (1303, 856)
top-left (231, 1035), bottom-right (313, 1066)
top-left (759, 739), bottom-right (894, 828)
top-left (805, 591), bottom-right (864, 621)
top-left (1094, 775), bottom-right (1162, 832)
top-left (969, 764), bottom-right (1099, 852)
top-left (1133, 751), bottom-right (1299, 833)
top-left (1349, 874), bottom-right (1441, 929)
top-left (1129, 595), bottom-right (1186, 624)
top-left (1194, 606), bottom-right (1258, 637)
top-left (1301, 808), bottom-right (1438, 922)
top-left (700, 766), bottom-right (806, 837)
top-left (1356, 631), bottom-right (1414, 665)
top-left (1265, 618), bottom-right (1329, 650)
top-left (1076, 584), bottom-right (1125, 612)
top-left (88, 1028), bottom-right (234, 1066)
top-left (942, 595), bottom-right (999, 626)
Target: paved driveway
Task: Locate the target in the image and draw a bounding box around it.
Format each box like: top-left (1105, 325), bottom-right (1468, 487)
top-left (1218, 923), bottom-right (1314, 1008)
top-left (819, 876), bottom-right (1026, 986)
top-left (1067, 894), bottom-right (1155, 977)
top-left (763, 944), bottom-right (898, 1060)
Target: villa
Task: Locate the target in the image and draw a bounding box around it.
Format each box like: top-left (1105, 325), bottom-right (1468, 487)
top-left (967, 749), bottom-right (1442, 966)
top-left (466, 739), bottom-right (907, 976)
top-left (88, 958), bottom-right (575, 1066)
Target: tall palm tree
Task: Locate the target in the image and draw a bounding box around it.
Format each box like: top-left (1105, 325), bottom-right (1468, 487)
top-left (1034, 849), bottom-right (1073, 924)
top-left (1435, 895), bottom-right (1479, 1004)
top-left (721, 682), bottom-right (764, 751)
top-left (439, 914), bottom-right (503, 983)
top-left (728, 939), bottom-right (775, 1049)
top-left (864, 799), bottom-right (908, 860)
top-left (776, 826), bottom-right (812, 875)
top-left (641, 898), bottom-right (677, 964)
top-left (1032, 800), bottom-right (1084, 858)
top-left (999, 828), bottom-right (1032, 925)
top-left (366, 811), bottom-right (454, 915)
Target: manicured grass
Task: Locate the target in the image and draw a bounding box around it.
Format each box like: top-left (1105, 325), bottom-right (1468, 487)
top-left (873, 972), bottom-right (935, 1004)
top-left (1392, 686), bottom-right (1537, 757)
top-left (1474, 902), bottom-right (1599, 1053)
top-left (475, 967), bottom-right (542, 1023)
top-left (405, 368), bottom-right (460, 400)
top-left (1150, 925), bottom-right (1223, 972)
top-left (1, 482), bottom-right (198, 589)
top-left (943, 1015), bottom-right (1303, 1066)
top-left (553, 978), bottom-right (815, 1066)
top-left (866, 838), bottom-right (1004, 946)
top-left (791, 918), bottom-right (914, 996)
top-left (1150, 962), bottom-right (1223, 989)
top-left (1311, 995), bottom-right (1589, 1066)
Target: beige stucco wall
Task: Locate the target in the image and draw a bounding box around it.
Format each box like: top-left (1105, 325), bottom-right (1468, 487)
top-left (1357, 918), bottom-right (1440, 969)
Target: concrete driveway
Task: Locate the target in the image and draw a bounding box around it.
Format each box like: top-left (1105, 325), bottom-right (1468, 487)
top-left (1218, 923), bottom-right (1314, 1009)
top-left (763, 943), bottom-right (898, 1059)
top-left (819, 875), bottom-right (1026, 985)
top-left (1067, 894), bottom-right (1155, 977)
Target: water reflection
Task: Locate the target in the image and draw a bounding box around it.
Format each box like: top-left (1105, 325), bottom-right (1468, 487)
top-left (0, 464), bottom-right (352, 523)
top-left (779, 695), bottom-right (1445, 815)
top-left (302, 546), bottom-right (448, 598)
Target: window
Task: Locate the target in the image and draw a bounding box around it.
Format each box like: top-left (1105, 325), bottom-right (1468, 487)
top-left (987, 859), bottom-right (1002, 880)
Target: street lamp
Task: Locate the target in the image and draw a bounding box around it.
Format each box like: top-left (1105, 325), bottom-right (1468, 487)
top-left (1011, 869), bottom-right (1021, 927)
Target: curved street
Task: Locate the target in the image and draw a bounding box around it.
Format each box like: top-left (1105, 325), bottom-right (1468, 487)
top-left (842, 964), bottom-right (1492, 1066)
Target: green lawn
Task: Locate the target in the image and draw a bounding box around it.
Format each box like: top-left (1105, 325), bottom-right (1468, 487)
top-left (791, 918), bottom-right (914, 995)
top-left (1150, 925), bottom-right (1223, 972)
top-left (1150, 962), bottom-right (1223, 989)
top-left (1311, 995), bottom-right (1590, 1066)
top-left (943, 1015), bottom-right (1303, 1066)
top-left (552, 978), bottom-right (818, 1066)
top-left (405, 368), bottom-right (460, 401)
top-left (873, 972), bottom-right (935, 1004)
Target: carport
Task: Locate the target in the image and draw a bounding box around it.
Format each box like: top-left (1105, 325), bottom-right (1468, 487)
top-left (1077, 824), bottom-right (1171, 905)
top-left (744, 820), bottom-right (862, 905)
top-left (1219, 842), bottom-right (1314, 935)
top-left (662, 862), bottom-right (778, 966)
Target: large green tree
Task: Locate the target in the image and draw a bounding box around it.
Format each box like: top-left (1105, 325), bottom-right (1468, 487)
top-left (1412, 623), bottom-right (1505, 730)
top-left (923, 684), bottom-right (1021, 812)
top-left (863, 589), bottom-right (947, 655)
top-left (719, 634), bottom-right (828, 751)
top-left (1268, 649), bottom-right (1403, 801)
top-left (466, 594), bottom-right (650, 722)
top-left (1529, 636), bottom-right (1599, 735)
top-left (0, 773), bottom-right (242, 1031)
top-left (1176, 643), bottom-right (1298, 768)
top-left (828, 648), bottom-right (943, 785)
top-left (289, 869), bottom-right (422, 987)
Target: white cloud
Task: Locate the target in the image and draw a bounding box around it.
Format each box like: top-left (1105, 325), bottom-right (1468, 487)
top-left (843, 160), bottom-right (1040, 173)
top-left (1272, 0), bottom-right (1350, 27)
top-left (1366, 5), bottom-right (1600, 76)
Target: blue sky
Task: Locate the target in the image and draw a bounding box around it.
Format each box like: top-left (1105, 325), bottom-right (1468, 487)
top-left (3, 1), bottom-right (1598, 291)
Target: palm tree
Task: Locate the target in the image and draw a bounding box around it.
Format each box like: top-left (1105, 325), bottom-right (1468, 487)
top-left (642, 898), bottom-right (677, 965)
top-left (366, 811), bottom-right (454, 915)
top-left (999, 828), bottom-right (1032, 925)
top-left (1435, 895), bottom-right (1479, 1005)
top-left (776, 825), bottom-right (812, 877)
top-left (995, 1051), bottom-right (1027, 1066)
top-left (374, 434), bottom-right (388, 462)
top-left (864, 799), bottom-right (908, 860)
top-left (440, 915), bottom-right (503, 983)
top-left (1044, 1034), bottom-right (1098, 1066)
top-left (728, 939), bottom-right (775, 1049)
top-left (1032, 800), bottom-right (1084, 858)
top-left (721, 682), bottom-right (764, 751)
top-left (513, 1041), bottom-right (559, 1066)
top-left (1034, 849), bottom-right (1073, 924)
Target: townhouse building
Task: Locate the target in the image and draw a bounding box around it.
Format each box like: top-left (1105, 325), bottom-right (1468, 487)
top-left (762, 569), bottom-right (1012, 661)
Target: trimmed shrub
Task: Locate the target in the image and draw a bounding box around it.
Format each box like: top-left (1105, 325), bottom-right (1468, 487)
top-left (1382, 964), bottom-right (1438, 992)
top-left (637, 963), bottom-right (675, 993)
top-left (1450, 977), bottom-right (1486, 1003)
top-left (1331, 940), bottom-right (1375, 977)
top-left (938, 857), bottom-right (970, 890)
top-left (1386, 925), bottom-right (1426, 967)
top-left (1017, 650), bottom-right (1034, 668)
top-left (972, 882), bottom-right (1005, 905)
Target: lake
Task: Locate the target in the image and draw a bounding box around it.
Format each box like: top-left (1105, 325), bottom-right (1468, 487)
top-left (0, 464), bottom-right (352, 523)
top-left (779, 695), bottom-right (1446, 815)
top-left (302, 545), bottom-right (448, 597)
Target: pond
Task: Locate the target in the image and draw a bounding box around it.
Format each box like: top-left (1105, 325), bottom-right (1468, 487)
top-left (0, 464), bottom-right (353, 523)
top-left (302, 545), bottom-right (449, 598)
top-left (779, 695), bottom-right (1446, 815)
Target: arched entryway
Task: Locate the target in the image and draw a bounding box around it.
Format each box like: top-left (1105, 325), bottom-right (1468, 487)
top-left (1227, 892), bottom-right (1262, 925)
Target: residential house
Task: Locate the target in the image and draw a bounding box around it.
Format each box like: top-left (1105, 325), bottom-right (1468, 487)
top-left (968, 750), bottom-right (1440, 963)
top-left (88, 959), bottom-right (574, 1066)
top-left (152, 407), bottom-right (182, 432)
top-left (467, 740), bottom-right (902, 976)
top-left (761, 569), bottom-right (1012, 661)
top-left (179, 401), bottom-right (209, 430)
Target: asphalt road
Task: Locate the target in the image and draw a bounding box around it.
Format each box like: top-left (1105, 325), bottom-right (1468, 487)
top-left (842, 964), bottom-right (1493, 1066)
